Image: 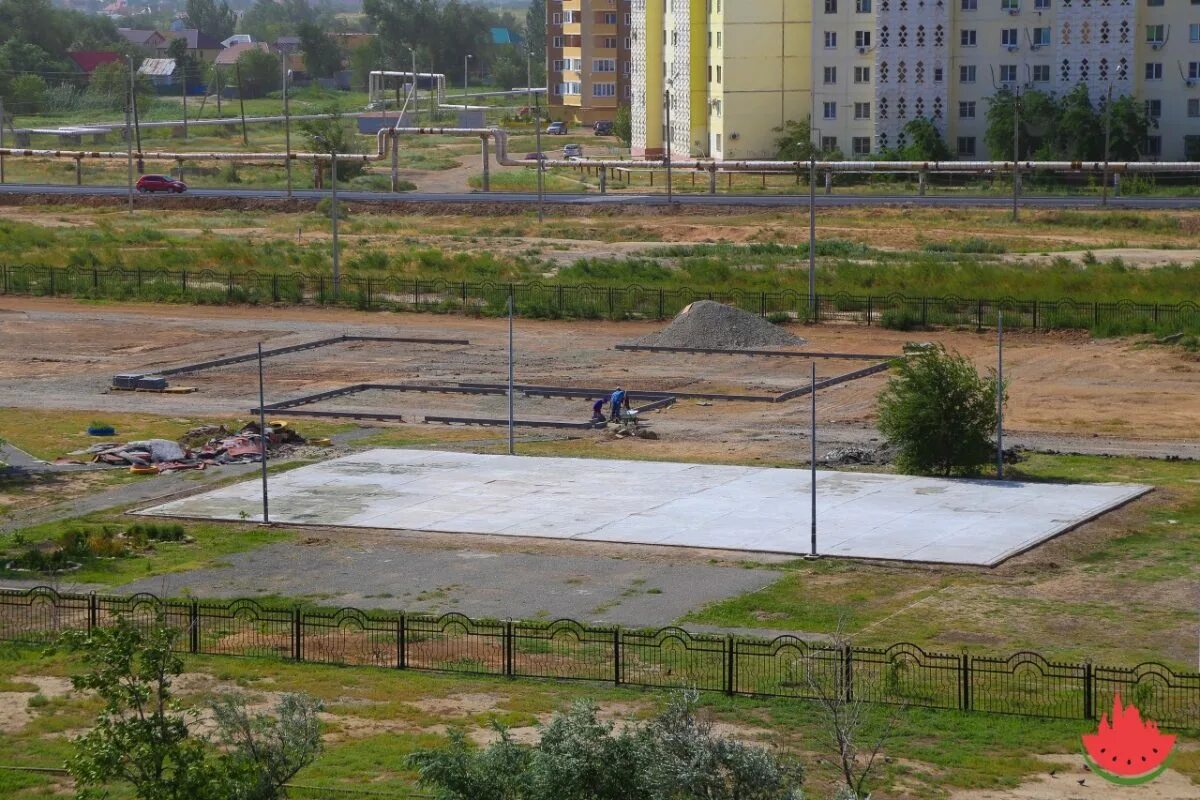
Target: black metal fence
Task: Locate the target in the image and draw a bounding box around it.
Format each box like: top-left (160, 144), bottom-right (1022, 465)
top-left (2, 586), bottom-right (1197, 729)
top-left (2, 264), bottom-right (1197, 332)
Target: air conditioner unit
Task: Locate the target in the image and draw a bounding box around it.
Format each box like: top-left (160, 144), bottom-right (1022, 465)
top-left (1007, 7), bottom-right (1019, 13)
top-left (857, 46), bottom-right (870, 54)
top-left (1187, 78), bottom-right (1197, 87)
top-left (1151, 42), bottom-right (1163, 50)
top-left (1006, 44), bottom-right (1018, 51)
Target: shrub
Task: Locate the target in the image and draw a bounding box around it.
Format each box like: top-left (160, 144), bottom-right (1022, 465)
top-left (878, 344), bottom-right (1004, 476)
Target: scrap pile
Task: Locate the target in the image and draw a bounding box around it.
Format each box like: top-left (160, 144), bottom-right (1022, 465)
top-left (633, 300), bottom-right (805, 350)
top-left (83, 422), bottom-right (307, 473)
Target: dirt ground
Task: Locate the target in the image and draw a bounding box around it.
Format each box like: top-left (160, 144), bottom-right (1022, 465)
top-left (0, 297), bottom-right (1198, 461)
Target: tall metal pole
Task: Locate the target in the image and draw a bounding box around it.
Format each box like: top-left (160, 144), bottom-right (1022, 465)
top-left (0, 96), bottom-right (5, 183)
top-left (235, 63), bottom-right (248, 146)
top-left (257, 343), bottom-right (270, 524)
top-left (526, 49), bottom-right (533, 116)
top-left (331, 149), bottom-right (340, 293)
top-left (126, 64), bottom-right (134, 214)
top-left (463, 54), bottom-right (472, 108)
top-left (1011, 89), bottom-right (1020, 222)
top-left (535, 91), bottom-right (544, 222)
top-left (181, 59), bottom-right (188, 140)
top-left (1102, 83), bottom-right (1112, 207)
top-left (283, 51), bottom-right (292, 198)
top-left (410, 49), bottom-right (418, 124)
top-left (507, 293), bottom-right (516, 455)
top-left (806, 154), bottom-right (816, 321)
top-left (997, 310), bottom-right (1004, 479)
top-left (131, 57), bottom-right (144, 172)
top-left (665, 87), bottom-right (673, 204)
top-left (810, 361), bottom-right (818, 557)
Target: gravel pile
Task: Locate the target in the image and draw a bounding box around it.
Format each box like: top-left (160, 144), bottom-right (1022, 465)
top-left (635, 300), bottom-right (805, 350)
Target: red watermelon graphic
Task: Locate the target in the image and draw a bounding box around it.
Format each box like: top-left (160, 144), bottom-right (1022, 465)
top-left (1081, 693), bottom-right (1176, 785)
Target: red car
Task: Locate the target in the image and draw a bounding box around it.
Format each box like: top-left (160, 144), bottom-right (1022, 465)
top-left (136, 174), bottom-right (187, 193)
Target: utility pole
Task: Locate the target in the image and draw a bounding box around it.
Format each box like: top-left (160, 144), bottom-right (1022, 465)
top-left (463, 54), bottom-right (473, 108)
top-left (664, 84), bottom-right (673, 204)
top-left (535, 90), bottom-right (544, 222)
top-left (409, 49), bottom-right (418, 124)
top-left (507, 293), bottom-right (516, 455)
top-left (283, 50), bottom-right (292, 198)
top-left (330, 148), bottom-right (340, 293)
top-left (0, 96), bottom-right (6, 184)
top-left (181, 58), bottom-right (188, 140)
top-left (809, 362), bottom-right (818, 558)
top-left (997, 310), bottom-right (1005, 479)
top-left (130, 56), bottom-right (144, 172)
top-left (1011, 88), bottom-right (1020, 222)
top-left (126, 64), bottom-right (134, 214)
top-left (235, 63), bottom-right (248, 146)
top-left (526, 48), bottom-right (533, 117)
top-left (1103, 83), bottom-right (1112, 207)
top-left (808, 156), bottom-right (816, 321)
top-left (257, 343), bottom-right (270, 524)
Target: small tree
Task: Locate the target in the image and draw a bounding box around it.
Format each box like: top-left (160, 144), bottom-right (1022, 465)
top-left (236, 47), bottom-right (281, 99)
top-left (300, 107), bottom-right (365, 182)
top-left (773, 117), bottom-right (818, 161)
top-left (212, 693), bottom-right (324, 800)
top-left (60, 615), bottom-right (219, 800)
top-left (9, 74), bottom-right (49, 114)
top-left (613, 103), bottom-right (632, 147)
top-left (298, 21), bottom-right (343, 80)
top-left (878, 345), bottom-right (1003, 476)
top-left (899, 117), bottom-right (952, 161)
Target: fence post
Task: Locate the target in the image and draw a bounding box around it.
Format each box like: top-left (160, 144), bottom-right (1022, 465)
top-left (88, 592), bottom-right (97, 633)
top-left (866, 296), bottom-right (873, 326)
top-left (1153, 303), bottom-right (1159, 325)
top-left (960, 654), bottom-right (971, 711)
top-left (760, 291), bottom-right (765, 318)
top-left (92, 267), bottom-right (98, 290)
top-left (398, 613), bottom-right (407, 669)
top-left (613, 627), bottom-right (621, 686)
top-left (49, 268), bottom-right (56, 296)
top-left (1093, 302), bottom-right (1099, 328)
top-left (608, 286), bottom-right (614, 316)
top-left (189, 600), bottom-right (200, 654)
top-left (557, 284), bottom-right (563, 314)
top-left (505, 620), bottom-right (514, 678)
top-left (1032, 299), bottom-right (1038, 330)
top-left (292, 606), bottom-right (302, 662)
top-left (1083, 662), bottom-right (1093, 720)
top-left (413, 278), bottom-right (419, 307)
top-left (658, 288), bottom-right (665, 319)
top-left (137, 267), bottom-right (142, 291)
top-left (271, 274), bottom-right (279, 303)
top-left (976, 299), bottom-right (983, 330)
top-left (725, 635), bottom-right (736, 696)
top-left (843, 644), bottom-right (853, 702)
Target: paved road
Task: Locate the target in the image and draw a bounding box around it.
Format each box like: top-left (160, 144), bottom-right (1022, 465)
top-left (1, 182), bottom-right (1198, 209)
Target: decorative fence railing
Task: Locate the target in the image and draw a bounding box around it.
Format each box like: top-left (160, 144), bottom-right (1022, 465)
top-left (2, 587), bottom-right (1198, 729)
top-left (2, 264), bottom-right (1197, 332)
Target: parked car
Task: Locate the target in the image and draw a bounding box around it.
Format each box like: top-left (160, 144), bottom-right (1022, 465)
top-left (523, 152), bottom-right (547, 161)
top-left (546, 121), bottom-right (568, 135)
top-left (593, 120), bottom-right (614, 136)
top-left (136, 174), bottom-right (187, 194)
top-left (563, 143), bottom-right (583, 159)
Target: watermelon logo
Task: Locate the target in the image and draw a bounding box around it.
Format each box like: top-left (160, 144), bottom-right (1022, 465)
top-left (1081, 693), bottom-right (1176, 786)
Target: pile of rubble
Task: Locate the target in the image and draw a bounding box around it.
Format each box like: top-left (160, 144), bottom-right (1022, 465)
top-left (81, 422), bottom-right (307, 473)
top-left (634, 300), bottom-right (805, 350)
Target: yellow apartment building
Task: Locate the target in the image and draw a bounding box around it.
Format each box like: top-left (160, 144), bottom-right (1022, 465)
top-left (628, 0), bottom-right (1200, 160)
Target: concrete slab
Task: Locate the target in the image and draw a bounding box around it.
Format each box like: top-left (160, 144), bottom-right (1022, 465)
top-left (139, 450), bottom-right (1152, 566)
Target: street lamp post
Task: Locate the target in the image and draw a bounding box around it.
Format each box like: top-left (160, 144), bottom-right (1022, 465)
top-left (808, 155), bottom-right (816, 321)
top-left (126, 58), bottom-right (134, 214)
top-left (535, 90), bottom-right (544, 222)
top-left (1012, 88), bottom-right (1020, 222)
top-left (664, 83), bottom-right (673, 205)
top-left (282, 51), bottom-right (292, 198)
top-left (1102, 64), bottom-right (1125, 207)
top-left (312, 135), bottom-right (341, 294)
top-left (463, 54), bottom-right (473, 109)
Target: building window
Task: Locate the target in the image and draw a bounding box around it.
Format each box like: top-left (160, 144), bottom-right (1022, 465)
top-left (854, 65), bottom-right (871, 83)
top-left (1145, 99), bottom-right (1162, 118)
top-left (552, 36), bottom-right (563, 48)
top-left (961, 0), bottom-right (977, 9)
top-left (717, 32), bottom-right (722, 47)
top-left (1189, 98), bottom-right (1200, 117)
top-left (558, 82), bottom-right (580, 95)
top-left (959, 100), bottom-right (976, 117)
top-left (716, 65), bottom-right (722, 82)
top-left (856, 0), bottom-right (872, 11)
top-left (822, 136), bottom-right (839, 151)
top-left (712, 99), bottom-right (721, 116)
top-left (960, 64), bottom-right (977, 82)
top-left (1147, 0), bottom-right (1163, 5)
top-left (552, 59), bottom-right (564, 71)
top-left (825, 31), bottom-right (838, 48)
top-left (1002, 0), bottom-right (1019, 9)
top-left (1146, 25), bottom-right (1164, 44)
top-left (823, 101), bottom-right (837, 119)
top-left (855, 31), bottom-right (872, 47)
top-left (593, 83), bottom-right (616, 97)
top-left (854, 101), bottom-right (871, 119)
top-left (1144, 62), bottom-right (1162, 80)
top-left (593, 59), bottom-right (616, 72)
top-left (714, 133), bottom-right (722, 150)
top-left (824, 66), bottom-right (838, 84)
top-left (934, 66), bottom-right (944, 82)
top-left (1001, 28), bottom-right (1018, 47)
top-left (1189, 61), bottom-right (1200, 79)
top-left (957, 136), bottom-right (976, 156)
top-left (1192, 24), bottom-right (1200, 43)
top-left (1032, 64), bottom-right (1050, 81)
top-left (1145, 135), bottom-right (1162, 157)
top-left (852, 136), bottom-right (871, 155)
top-left (1000, 64), bottom-right (1017, 82)
top-left (602, 12), bottom-right (617, 23)
top-left (1034, 0), bottom-right (1050, 7)
top-left (552, 12), bottom-right (561, 24)
top-left (961, 30), bottom-right (977, 46)
top-left (1033, 27), bottom-right (1050, 46)
top-left (825, 0), bottom-right (837, 11)
top-left (601, 37), bottom-right (618, 49)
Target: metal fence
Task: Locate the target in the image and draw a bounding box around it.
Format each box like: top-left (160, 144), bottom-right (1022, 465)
top-left (2, 264), bottom-right (1197, 332)
top-left (3, 586), bottom-right (1197, 729)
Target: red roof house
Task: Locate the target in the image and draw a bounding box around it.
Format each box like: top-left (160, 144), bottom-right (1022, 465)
top-left (68, 51), bottom-right (124, 75)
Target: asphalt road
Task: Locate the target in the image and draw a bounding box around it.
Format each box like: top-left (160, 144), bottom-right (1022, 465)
top-left (1, 182), bottom-right (1198, 208)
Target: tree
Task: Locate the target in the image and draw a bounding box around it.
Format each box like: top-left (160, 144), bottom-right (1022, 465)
top-left (409, 693), bottom-right (803, 800)
top-left (364, 0), bottom-right (500, 84)
top-left (236, 47), bottom-right (281, 98)
top-left (240, 0), bottom-right (323, 43)
top-left (87, 61), bottom-right (155, 111)
top-left (1105, 94), bottom-right (1153, 161)
top-left (166, 36), bottom-right (201, 95)
top-left (300, 108), bottom-right (365, 182)
top-left (59, 616), bottom-right (219, 800)
top-left (8, 74), bottom-right (48, 114)
top-left (877, 344), bottom-right (1003, 476)
top-left (298, 21), bottom-right (343, 79)
top-left (614, 103), bottom-right (632, 147)
top-left (211, 694), bottom-right (324, 800)
top-left (187, 0), bottom-right (237, 42)
top-left (773, 117), bottom-right (818, 161)
top-left (489, 44), bottom-right (526, 90)
top-left (525, 0), bottom-right (545, 77)
top-left (899, 117), bottom-right (952, 161)
top-left (348, 37), bottom-right (384, 92)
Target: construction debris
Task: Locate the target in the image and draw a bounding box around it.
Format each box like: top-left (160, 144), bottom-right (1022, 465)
top-left (80, 422), bottom-right (308, 471)
top-left (633, 300), bottom-right (805, 350)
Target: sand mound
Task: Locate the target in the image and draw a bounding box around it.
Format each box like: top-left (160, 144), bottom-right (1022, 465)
top-left (635, 300), bottom-right (804, 350)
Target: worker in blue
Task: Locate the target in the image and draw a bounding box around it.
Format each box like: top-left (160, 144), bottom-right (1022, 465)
top-left (609, 387), bottom-right (629, 422)
top-left (592, 397), bottom-right (606, 421)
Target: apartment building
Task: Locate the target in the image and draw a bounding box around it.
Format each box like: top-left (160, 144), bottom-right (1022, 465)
top-left (631, 0), bottom-right (1199, 160)
top-left (547, 0), bottom-right (633, 125)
